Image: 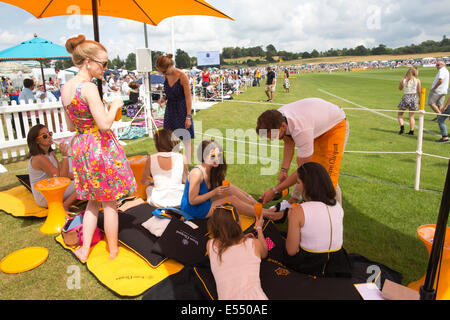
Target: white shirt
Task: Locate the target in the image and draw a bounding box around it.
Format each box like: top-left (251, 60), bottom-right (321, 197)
top-left (279, 98), bottom-right (346, 158)
top-left (35, 89), bottom-right (57, 102)
top-left (432, 67), bottom-right (449, 95)
top-left (57, 70), bottom-right (66, 86)
top-left (121, 81), bottom-right (130, 95)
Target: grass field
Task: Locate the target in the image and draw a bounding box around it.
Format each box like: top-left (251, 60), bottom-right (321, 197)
top-left (1, 66), bottom-right (449, 299)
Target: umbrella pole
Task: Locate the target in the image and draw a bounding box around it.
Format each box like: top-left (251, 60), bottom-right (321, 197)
top-left (144, 23), bottom-right (153, 137)
top-left (39, 60), bottom-right (46, 92)
top-left (92, 0), bottom-right (103, 99)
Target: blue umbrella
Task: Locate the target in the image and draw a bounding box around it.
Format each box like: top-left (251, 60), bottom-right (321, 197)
top-left (0, 34), bottom-right (71, 90)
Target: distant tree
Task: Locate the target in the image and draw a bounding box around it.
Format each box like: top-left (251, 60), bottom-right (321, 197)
top-left (175, 49), bottom-right (191, 69)
top-left (310, 49), bottom-right (319, 58)
top-left (125, 52), bottom-right (136, 70)
top-left (302, 51), bottom-right (312, 59)
top-left (111, 55), bottom-right (124, 69)
top-left (354, 45), bottom-right (369, 56)
top-left (371, 44), bottom-right (389, 55)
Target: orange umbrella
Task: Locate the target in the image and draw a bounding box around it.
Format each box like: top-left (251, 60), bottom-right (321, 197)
top-left (1, 0), bottom-right (233, 40)
top-left (1, 0), bottom-right (233, 95)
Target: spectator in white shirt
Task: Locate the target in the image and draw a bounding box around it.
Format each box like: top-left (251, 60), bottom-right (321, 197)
top-left (35, 81), bottom-right (57, 102)
top-left (121, 75), bottom-right (131, 95)
top-left (428, 60), bottom-right (449, 117)
top-left (55, 68), bottom-right (66, 90)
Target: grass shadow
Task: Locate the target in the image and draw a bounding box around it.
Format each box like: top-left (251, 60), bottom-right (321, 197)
top-left (341, 195), bottom-right (429, 285)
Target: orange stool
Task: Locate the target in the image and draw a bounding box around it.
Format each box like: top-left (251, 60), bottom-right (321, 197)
top-left (34, 177), bottom-right (71, 235)
top-left (408, 224), bottom-right (450, 300)
top-left (129, 155), bottom-right (148, 200)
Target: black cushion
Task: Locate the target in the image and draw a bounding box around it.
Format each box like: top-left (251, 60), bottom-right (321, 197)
top-left (16, 174), bottom-right (32, 192)
top-left (152, 218), bottom-right (209, 266)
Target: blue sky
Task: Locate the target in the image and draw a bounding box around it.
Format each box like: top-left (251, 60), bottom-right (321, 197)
top-left (0, 0), bottom-right (449, 60)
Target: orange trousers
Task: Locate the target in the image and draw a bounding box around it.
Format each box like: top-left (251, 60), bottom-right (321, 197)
top-left (312, 119), bottom-right (348, 189)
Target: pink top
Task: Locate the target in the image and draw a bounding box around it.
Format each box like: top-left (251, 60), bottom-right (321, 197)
top-left (208, 238), bottom-right (268, 300)
top-left (300, 201), bottom-right (344, 253)
top-left (279, 98), bottom-right (346, 157)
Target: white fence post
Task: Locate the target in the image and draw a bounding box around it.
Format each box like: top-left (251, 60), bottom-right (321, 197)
top-left (414, 88), bottom-right (426, 191)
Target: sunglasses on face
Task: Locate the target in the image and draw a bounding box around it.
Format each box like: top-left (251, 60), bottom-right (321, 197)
top-left (91, 58), bottom-right (108, 68)
top-left (213, 204), bottom-right (238, 222)
top-left (36, 131), bottom-right (53, 140)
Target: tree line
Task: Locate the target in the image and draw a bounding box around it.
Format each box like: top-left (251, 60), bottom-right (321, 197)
top-left (53, 35), bottom-right (450, 71)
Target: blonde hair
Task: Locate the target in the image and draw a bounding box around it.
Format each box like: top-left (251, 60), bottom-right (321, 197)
top-left (65, 34), bottom-right (107, 67)
top-left (403, 67), bottom-right (418, 86)
top-left (155, 54), bottom-right (174, 71)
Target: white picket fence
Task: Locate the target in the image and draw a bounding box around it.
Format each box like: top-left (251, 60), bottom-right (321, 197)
top-left (0, 99), bottom-right (131, 161)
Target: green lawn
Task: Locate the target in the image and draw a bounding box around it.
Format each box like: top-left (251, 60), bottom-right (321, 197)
top-left (1, 67), bottom-right (449, 299)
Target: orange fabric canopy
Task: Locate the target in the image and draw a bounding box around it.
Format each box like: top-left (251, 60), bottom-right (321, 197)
top-left (2, 0), bottom-right (233, 26)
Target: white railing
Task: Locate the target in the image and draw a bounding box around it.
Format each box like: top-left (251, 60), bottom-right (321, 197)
top-left (0, 99), bottom-right (131, 161)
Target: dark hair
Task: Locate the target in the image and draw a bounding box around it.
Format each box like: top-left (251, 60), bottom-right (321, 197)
top-left (129, 81), bottom-right (139, 90)
top-left (297, 162), bottom-right (336, 206)
top-left (23, 78), bottom-right (34, 89)
top-left (154, 129), bottom-right (177, 152)
top-left (197, 140), bottom-right (227, 189)
top-left (27, 124), bottom-right (53, 158)
top-left (256, 109), bottom-right (284, 134)
top-left (207, 203), bottom-right (243, 263)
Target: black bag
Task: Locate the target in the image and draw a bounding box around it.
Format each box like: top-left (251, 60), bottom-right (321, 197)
top-left (152, 218), bottom-right (209, 266)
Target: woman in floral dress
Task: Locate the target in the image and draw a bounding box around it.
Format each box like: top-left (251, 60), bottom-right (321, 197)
top-left (62, 35), bottom-right (136, 261)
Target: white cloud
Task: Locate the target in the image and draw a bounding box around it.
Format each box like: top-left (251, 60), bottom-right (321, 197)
top-left (0, 0), bottom-right (449, 59)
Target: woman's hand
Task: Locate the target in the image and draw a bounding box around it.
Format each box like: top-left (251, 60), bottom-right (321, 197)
top-left (58, 142), bottom-right (69, 157)
top-left (185, 116), bottom-right (192, 129)
top-left (255, 209), bottom-right (264, 229)
top-left (110, 98), bottom-right (123, 112)
top-left (213, 186), bottom-right (229, 198)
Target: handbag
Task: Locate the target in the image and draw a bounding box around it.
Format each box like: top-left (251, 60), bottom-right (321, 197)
top-left (61, 211), bottom-right (103, 247)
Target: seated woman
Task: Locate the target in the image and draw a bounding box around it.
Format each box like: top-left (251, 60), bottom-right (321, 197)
top-left (141, 128), bottom-right (188, 208)
top-left (180, 139), bottom-right (282, 220)
top-left (207, 203), bottom-right (268, 300)
top-left (26, 124), bottom-right (77, 212)
top-left (127, 81), bottom-right (140, 105)
top-left (283, 162), bottom-right (351, 278)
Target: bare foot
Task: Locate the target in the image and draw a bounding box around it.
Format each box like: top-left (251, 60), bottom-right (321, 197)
top-left (74, 248), bottom-right (89, 262)
top-left (109, 248), bottom-right (119, 260)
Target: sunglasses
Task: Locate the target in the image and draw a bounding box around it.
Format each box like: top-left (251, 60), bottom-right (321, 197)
top-left (213, 204), bottom-right (238, 222)
top-left (36, 131), bottom-right (53, 140)
top-left (209, 151), bottom-right (223, 160)
top-left (91, 58), bottom-right (108, 68)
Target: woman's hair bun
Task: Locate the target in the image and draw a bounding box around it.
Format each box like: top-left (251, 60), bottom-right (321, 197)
top-left (65, 34), bottom-right (86, 54)
top-left (166, 53), bottom-right (173, 59)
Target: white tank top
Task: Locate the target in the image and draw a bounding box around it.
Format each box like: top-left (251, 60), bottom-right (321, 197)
top-left (403, 78), bottom-right (418, 95)
top-left (300, 201), bottom-right (344, 253)
top-left (148, 152), bottom-right (185, 208)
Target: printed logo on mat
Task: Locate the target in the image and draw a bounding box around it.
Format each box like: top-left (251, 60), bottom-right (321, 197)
top-left (275, 267), bottom-right (291, 276)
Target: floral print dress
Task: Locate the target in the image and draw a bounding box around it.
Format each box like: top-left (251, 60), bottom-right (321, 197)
top-left (63, 81), bottom-right (136, 201)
